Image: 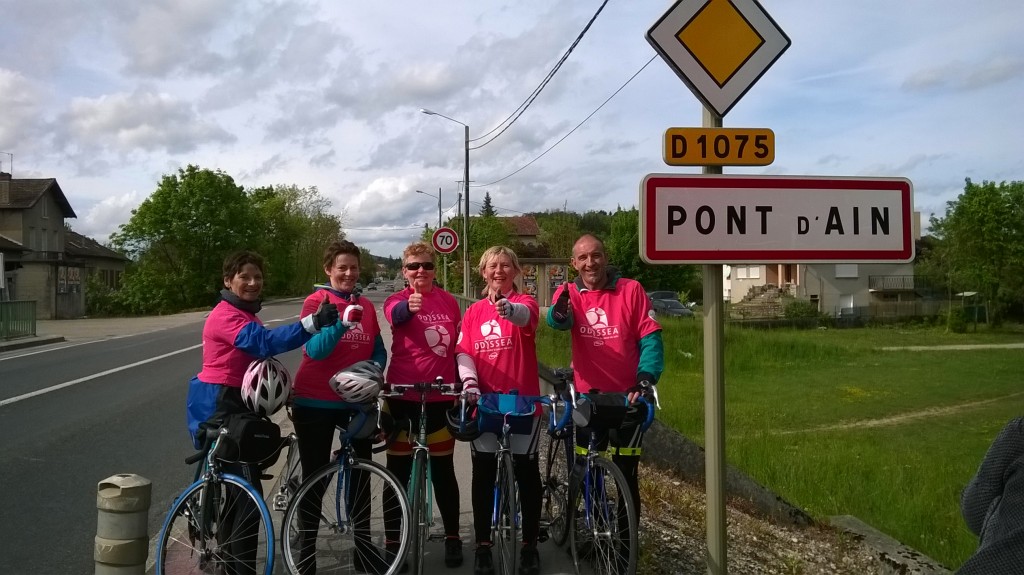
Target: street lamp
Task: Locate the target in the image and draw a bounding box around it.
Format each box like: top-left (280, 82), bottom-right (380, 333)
top-left (415, 189), bottom-right (442, 229)
top-left (416, 188), bottom-right (447, 289)
top-left (420, 108), bottom-right (471, 298)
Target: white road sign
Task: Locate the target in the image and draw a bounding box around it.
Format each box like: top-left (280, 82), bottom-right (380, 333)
top-left (431, 227), bottom-right (459, 254)
top-left (640, 174), bottom-right (914, 263)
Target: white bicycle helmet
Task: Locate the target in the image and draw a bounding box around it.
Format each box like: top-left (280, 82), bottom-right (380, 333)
top-left (330, 360), bottom-right (384, 404)
top-left (241, 357), bottom-right (292, 416)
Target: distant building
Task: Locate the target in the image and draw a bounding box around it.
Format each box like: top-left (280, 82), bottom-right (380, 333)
top-left (0, 171), bottom-right (127, 318)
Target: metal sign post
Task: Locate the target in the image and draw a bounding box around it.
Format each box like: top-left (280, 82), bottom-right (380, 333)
top-left (646, 2), bottom-right (791, 573)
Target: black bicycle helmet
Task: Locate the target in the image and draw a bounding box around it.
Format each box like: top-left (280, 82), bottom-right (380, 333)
top-left (445, 403), bottom-right (482, 442)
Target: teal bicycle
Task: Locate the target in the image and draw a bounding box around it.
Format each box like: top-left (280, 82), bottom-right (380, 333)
top-left (382, 379), bottom-right (462, 575)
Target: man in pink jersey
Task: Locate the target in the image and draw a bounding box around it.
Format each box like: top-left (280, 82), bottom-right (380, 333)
top-left (545, 234), bottom-right (663, 527)
top-left (382, 241), bottom-right (464, 569)
top-left (455, 245), bottom-right (543, 575)
top-left (291, 240), bottom-right (389, 574)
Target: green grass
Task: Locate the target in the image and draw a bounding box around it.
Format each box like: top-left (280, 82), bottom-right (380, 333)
top-left (536, 319), bottom-right (1024, 569)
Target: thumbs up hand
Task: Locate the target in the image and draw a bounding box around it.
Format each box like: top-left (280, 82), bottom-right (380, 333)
top-left (494, 293), bottom-right (511, 319)
top-left (408, 285), bottom-right (423, 314)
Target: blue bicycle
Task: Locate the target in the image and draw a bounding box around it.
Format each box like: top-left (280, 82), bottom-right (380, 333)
top-left (453, 389), bottom-right (573, 575)
top-left (156, 426), bottom-right (280, 575)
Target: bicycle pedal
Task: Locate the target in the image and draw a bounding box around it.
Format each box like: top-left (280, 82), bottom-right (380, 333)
top-left (259, 473), bottom-right (273, 480)
top-left (427, 533), bottom-right (447, 542)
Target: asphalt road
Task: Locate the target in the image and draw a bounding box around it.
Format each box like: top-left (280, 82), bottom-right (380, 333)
top-left (0, 292), bottom-right (575, 575)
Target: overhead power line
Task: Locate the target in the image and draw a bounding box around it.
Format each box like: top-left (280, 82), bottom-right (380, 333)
top-left (470, 0), bottom-right (611, 150)
top-left (474, 55), bottom-right (657, 188)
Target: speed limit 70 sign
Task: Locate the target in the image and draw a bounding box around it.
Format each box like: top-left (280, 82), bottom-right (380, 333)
top-left (431, 227), bottom-right (459, 254)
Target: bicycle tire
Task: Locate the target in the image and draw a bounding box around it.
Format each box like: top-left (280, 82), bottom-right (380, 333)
top-left (410, 451), bottom-right (429, 575)
top-left (569, 458), bottom-right (638, 575)
top-left (281, 458), bottom-right (411, 575)
top-left (541, 432), bottom-right (571, 546)
top-left (493, 452), bottom-right (519, 575)
top-left (156, 474), bottom-right (273, 575)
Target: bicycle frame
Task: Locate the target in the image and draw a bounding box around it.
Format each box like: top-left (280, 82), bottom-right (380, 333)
top-left (384, 378), bottom-right (461, 575)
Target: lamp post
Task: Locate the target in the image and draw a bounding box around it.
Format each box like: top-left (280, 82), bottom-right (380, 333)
top-left (416, 188), bottom-right (447, 289)
top-left (420, 108), bottom-right (471, 298)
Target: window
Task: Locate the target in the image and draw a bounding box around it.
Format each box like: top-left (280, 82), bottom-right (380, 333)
top-left (835, 264), bottom-right (858, 278)
top-left (41, 230), bottom-right (48, 252)
top-left (736, 265), bottom-right (760, 280)
top-left (41, 200), bottom-right (48, 218)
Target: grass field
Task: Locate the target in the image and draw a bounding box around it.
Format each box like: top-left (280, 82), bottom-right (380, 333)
top-left (536, 318), bottom-right (1024, 570)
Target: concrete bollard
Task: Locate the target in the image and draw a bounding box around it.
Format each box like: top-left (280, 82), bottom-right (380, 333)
top-left (95, 474), bottom-right (151, 575)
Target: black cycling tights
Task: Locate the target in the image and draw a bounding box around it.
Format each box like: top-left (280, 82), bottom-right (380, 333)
top-left (471, 451), bottom-right (542, 546)
top-left (387, 452), bottom-right (461, 538)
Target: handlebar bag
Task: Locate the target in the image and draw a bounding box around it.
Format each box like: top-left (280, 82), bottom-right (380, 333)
top-left (572, 393), bottom-right (629, 430)
top-left (217, 412), bottom-right (283, 468)
top-left (478, 393), bottom-right (536, 435)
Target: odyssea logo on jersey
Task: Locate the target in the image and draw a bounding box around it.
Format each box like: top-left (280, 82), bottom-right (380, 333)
top-left (344, 321), bottom-right (371, 349)
top-left (476, 319), bottom-right (512, 360)
top-left (579, 306), bottom-right (619, 346)
top-left (424, 325), bottom-right (451, 357)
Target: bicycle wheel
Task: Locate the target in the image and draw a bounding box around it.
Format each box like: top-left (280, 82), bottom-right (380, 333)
top-left (281, 458), bottom-right (411, 575)
top-left (569, 458), bottom-right (637, 575)
top-left (493, 453), bottom-right (518, 575)
top-left (408, 451), bottom-right (431, 575)
top-left (157, 475), bottom-right (273, 575)
top-left (541, 432), bottom-right (571, 546)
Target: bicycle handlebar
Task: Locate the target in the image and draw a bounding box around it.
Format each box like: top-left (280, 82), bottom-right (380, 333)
top-left (382, 377), bottom-right (463, 396)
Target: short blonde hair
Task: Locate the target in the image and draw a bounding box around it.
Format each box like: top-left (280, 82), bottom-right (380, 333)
top-left (477, 245), bottom-right (522, 275)
top-left (403, 241), bottom-right (435, 264)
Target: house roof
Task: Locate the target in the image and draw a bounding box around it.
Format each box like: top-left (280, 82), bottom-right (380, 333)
top-left (65, 230), bottom-right (128, 261)
top-left (506, 215), bottom-right (540, 236)
top-left (0, 232), bottom-right (27, 253)
top-left (0, 177), bottom-right (77, 218)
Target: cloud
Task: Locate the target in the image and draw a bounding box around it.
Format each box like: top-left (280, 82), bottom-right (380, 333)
top-left (73, 190), bottom-right (146, 243)
top-left (56, 86), bottom-right (236, 158)
top-left (0, 69), bottom-right (45, 152)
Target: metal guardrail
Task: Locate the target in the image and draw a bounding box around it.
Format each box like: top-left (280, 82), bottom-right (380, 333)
top-left (0, 300), bottom-right (36, 340)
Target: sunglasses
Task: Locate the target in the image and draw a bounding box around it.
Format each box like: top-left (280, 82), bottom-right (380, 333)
top-left (404, 262), bottom-right (436, 271)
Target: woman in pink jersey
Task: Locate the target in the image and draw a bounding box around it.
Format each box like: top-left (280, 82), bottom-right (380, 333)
top-left (455, 245), bottom-right (543, 575)
top-left (382, 241), bottom-right (464, 569)
top-left (290, 240), bottom-right (388, 574)
top-left (184, 250), bottom-right (338, 575)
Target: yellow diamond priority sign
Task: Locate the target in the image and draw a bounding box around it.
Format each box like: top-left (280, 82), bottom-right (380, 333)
top-left (647, 0), bottom-right (790, 117)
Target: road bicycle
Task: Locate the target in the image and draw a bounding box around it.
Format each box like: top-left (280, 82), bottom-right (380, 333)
top-left (561, 371), bottom-right (657, 575)
top-left (454, 388), bottom-right (573, 575)
top-left (280, 401), bottom-right (411, 575)
top-left (382, 378), bottom-right (462, 575)
top-left (156, 426), bottom-right (282, 575)
top-left (539, 368), bottom-right (578, 548)
top-left (272, 431), bottom-right (303, 513)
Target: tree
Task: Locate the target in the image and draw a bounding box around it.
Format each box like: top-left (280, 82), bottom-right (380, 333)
top-left (606, 207), bottom-right (700, 299)
top-left (536, 211), bottom-right (581, 259)
top-left (929, 179), bottom-right (1024, 323)
top-left (479, 192), bottom-right (496, 217)
top-left (249, 184), bottom-right (342, 293)
top-left (110, 165), bottom-right (252, 313)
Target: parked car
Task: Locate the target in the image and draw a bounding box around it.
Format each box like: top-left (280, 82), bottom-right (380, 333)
top-left (651, 298), bottom-right (694, 318)
top-left (647, 290), bottom-right (679, 302)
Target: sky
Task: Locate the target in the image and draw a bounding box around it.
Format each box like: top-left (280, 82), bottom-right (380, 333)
top-left (1, 0), bottom-right (1022, 258)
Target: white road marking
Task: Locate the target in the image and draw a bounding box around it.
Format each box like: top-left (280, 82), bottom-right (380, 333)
top-left (0, 343), bottom-right (204, 407)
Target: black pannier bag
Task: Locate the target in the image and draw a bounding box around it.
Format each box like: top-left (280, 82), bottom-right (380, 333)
top-left (215, 412), bottom-right (284, 467)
